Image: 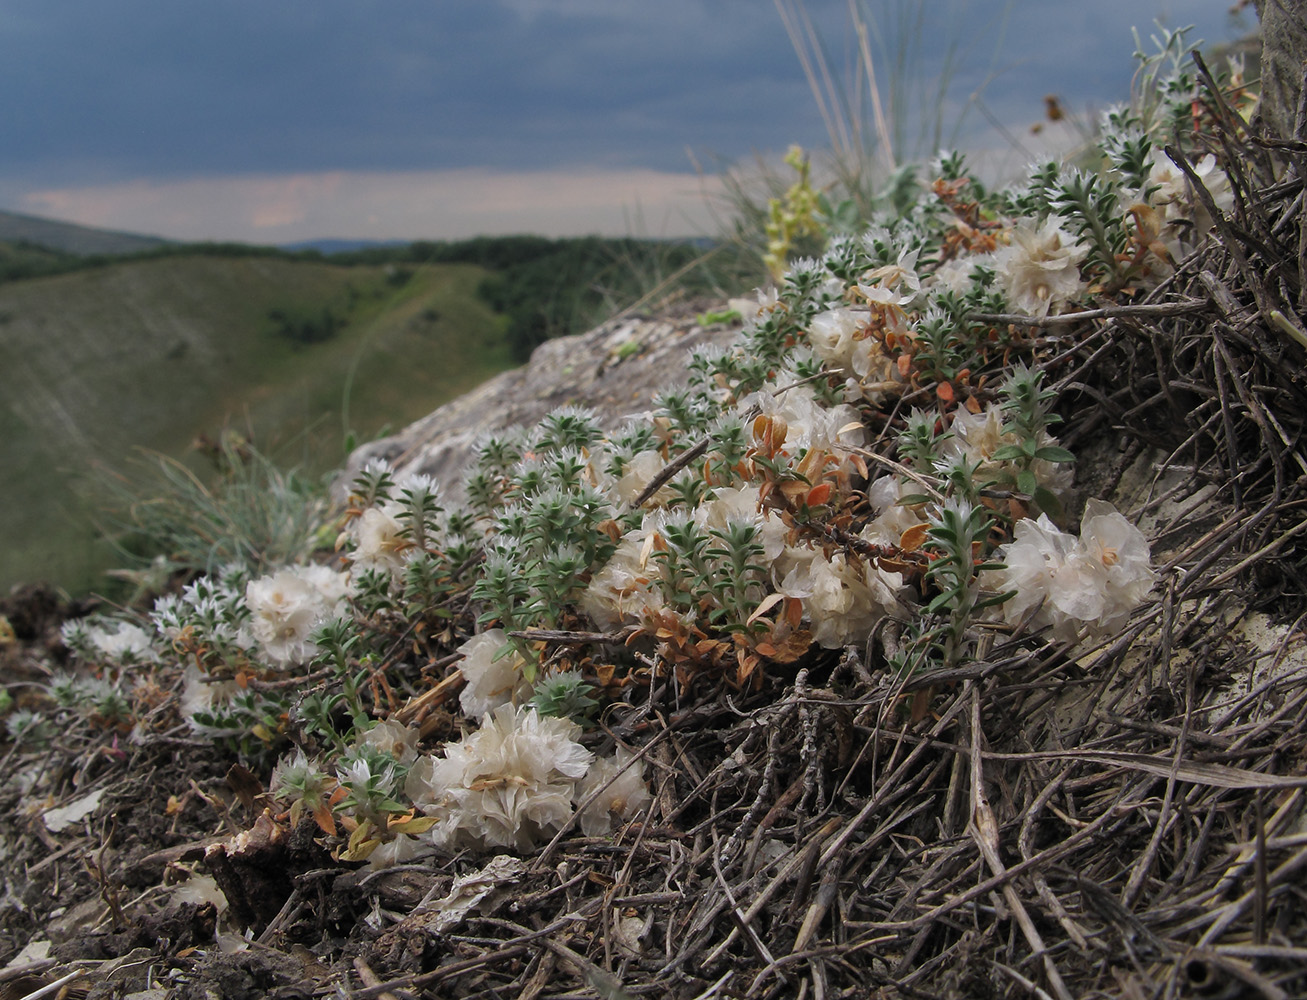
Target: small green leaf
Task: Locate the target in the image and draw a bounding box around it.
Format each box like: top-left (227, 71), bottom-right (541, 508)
top-left (926, 591), bottom-right (961, 615)
top-left (1033, 445), bottom-right (1076, 463)
top-left (990, 444), bottom-right (1024, 463)
top-left (974, 589), bottom-right (1018, 611)
top-left (1033, 486), bottom-right (1066, 520)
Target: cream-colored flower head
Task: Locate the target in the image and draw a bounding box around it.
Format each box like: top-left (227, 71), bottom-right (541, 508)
top-left (806, 307), bottom-right (896, 402)
top-left (982, 514), bottom-right (1080, 640)
top-left (745, 376), bottom-right (867, 466)
top-left (358, 718), bottom-right (421, 766)
top-left (575, 746), bottom-right (653, 837)
top-left (181, 664), bottom-right (240, 719)
top-left (982, 500), bottom-right (1155, 640)
top-left (580, 526), bottom-right (665, 630)
top-left (995, 219), bottom-right (1087, 318)
top-left (299, 562), bottom-right (354, 607)
top-left (932, 254), bottom-right (993, 295)
top-left (700, 484), bottom-right (788, 564)
top-left (864, 475), bottom-right (927, 546)
top-left (778, 545), bottom-right (902, 648)
top-left (1074, 499), bottom-right (1157, 618)
top-left (456, 629), bottom-right (531, 722)
top-left (349, 502), bottom-right (409, 576)
top-left (245, 565), bottom-right (350, 668)
top-left (88, 621), bottom-right (158, 665)
top-left (611, 449), bottom-right (667, 506)
top-left (406, 705), bottom-right (593, 851)
top-left (1147, 152), bottom-right (1234, 224)
top-left (942, 403), bottom-right (1074, 503)
top-left (807, 306), bottom-right (866, 373)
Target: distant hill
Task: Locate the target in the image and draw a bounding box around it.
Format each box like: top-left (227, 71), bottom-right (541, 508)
top-left (281, 238), bottom-right (410, 255)
top-left (0, 225), bottom-right (746, 593)
top-left (0, 254), bottom-right (512, 593)
top-left (0, 208), bottom-right (171, 255)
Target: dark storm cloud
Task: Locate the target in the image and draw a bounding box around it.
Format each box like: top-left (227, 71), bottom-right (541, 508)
top-left (6, 1), bottom-right (1250, 174)
top-left (1, 0), bottom-right (840, 181)
top-left (0, 0), bottom-right (1252, 239)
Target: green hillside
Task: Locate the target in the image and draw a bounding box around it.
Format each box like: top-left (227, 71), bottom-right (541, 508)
top-left (0, 208), bottom-right (169, 255)
top-left (0, 254), bottom-right (511, 593)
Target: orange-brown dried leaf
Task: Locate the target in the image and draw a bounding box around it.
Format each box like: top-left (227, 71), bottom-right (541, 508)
top-left (785, 596), bottom-right (805, 629)
top-left (759, 629), bottom-right (813, 664)
top-left (779, 480), bottom-right (809, 503)
top-left (806, 482), bottom-right (833, 507)
top-left (900, 523), bottom-right (930, 552)
top-left (311, 800), bottom-right (338, 837)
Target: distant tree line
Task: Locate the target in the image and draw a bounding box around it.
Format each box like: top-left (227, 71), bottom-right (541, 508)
top-left (267, 305), bottom-right (341, 346)
top-left (0, 233), bottom-right (749, 361)
top-left (330, 235), bottom-right (738, 359)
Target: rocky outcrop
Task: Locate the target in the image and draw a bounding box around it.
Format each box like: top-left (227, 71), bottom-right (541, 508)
top-left (340, 301), bottom-right (743, 496)
top-left (1255, 0), bottom-right (1307, 139)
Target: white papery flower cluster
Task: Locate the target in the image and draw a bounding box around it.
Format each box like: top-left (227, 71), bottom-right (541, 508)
top-left (1147, 152), bottom-right (1234, 226)
top-left (609, 449), bottom-right (667, 505)
top-left (581, 483), bottom-right (788, 630)
top-left (743, 376), bottom-right (867, 465)
top-left (581, 525), bottom-right (665, 630)
top-left (575, 746), bottom-right (653, 837)
top-left (982, 499), bottom-right (1156, 640)
top-left (931, 255), bottom-right (993, 295)
top-left (180, 663), bottom-right (239, 718)
top-left (406, 704), bottom-right (651, 850)
top-left (994, 219), bottom-right (1088, 318)
top-left (359, 718), bottom-right (421, 766)
top-left (942, 404), bottom-right (1075, 502)
top-left (777, 545), bottom-right (903, 648)
top-left (456, 629), bottom-right (532, 721)
top-left (61, 618), bottom-right (158, 666)
top-left (807, 307), bottom-right (899, 401)
top-left (348, 502), bottom-right (408, 575)
top-left (342, 468), bottom-right (448, 578)
top-left (245, 564), bottom-right (352, 668)
top-left (406, 705), bottom-right (592, 850)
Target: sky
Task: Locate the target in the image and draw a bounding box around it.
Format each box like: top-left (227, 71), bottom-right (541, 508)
top-left (0, 0), bottom-right (1253, 245)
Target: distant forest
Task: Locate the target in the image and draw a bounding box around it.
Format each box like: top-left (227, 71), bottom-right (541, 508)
top-left (0, 233), bottom-right (741, 361)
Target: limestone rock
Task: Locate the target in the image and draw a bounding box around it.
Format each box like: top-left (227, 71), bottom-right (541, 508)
top-left (339, 303), bottom-right (741, 498)
top-left (1255, 0), bottom-right (1307, 139)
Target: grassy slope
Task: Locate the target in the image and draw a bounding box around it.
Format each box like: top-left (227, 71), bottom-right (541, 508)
top-left (0, 208), bottom-right (169, 255)
top-left (0, 256), bottom-right (510, 593)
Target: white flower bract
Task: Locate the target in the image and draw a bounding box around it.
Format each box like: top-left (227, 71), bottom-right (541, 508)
top-left (778, 545), bottom-right (902, 649)
top-left (358, 718), bottom-right (421, 765)
top-left (580, 526), bottom-right (665, 630)
top-left (245, 565), bottom-right (351, 668)
top-left (406, 705), bottom-right (594, 851)
top-left (575, 747), bottom-right (653, 837)
top-left (984, 499), bottom-right (1155, 639)
top-left (348, 503), bottom-right (409, 576)
top-left (995, 219), bottom-right (1088, 318)
top-left (1148, 152), bottom-right (1234, 224)
top-left (456, 630), bottom-right (531, 722)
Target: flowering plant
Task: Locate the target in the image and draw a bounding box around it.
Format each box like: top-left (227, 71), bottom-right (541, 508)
top-left (34, 31), bottom-right (1239, 871)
